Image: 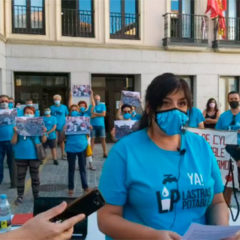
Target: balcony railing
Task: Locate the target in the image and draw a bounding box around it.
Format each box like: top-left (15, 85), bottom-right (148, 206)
top-left (213, 17), bottom-right (240, 48)
top-left (110, 12), bottom-right (139, 39)
top-left (12, 5), bottom-right (45, 34)
top-left (163, 13), bottom-right (209, 47)
top-left (62, 9), bottom-right (94, 37)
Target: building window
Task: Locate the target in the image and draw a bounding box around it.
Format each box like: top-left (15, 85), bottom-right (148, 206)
top-left (12, 0), bottom-right (45, 34)
top-left (163, 0), bottom-right (208, 46)
top-left (61, 0), bottom-right (94, 37)
top-left (110, 0), bottom-right (139, 39)
top-left (219, 76), bottom-right (240, 112)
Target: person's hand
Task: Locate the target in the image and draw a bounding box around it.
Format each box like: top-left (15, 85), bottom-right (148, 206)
top-left (13, 126), bottom-right (18, 132)
top-left (221, 231), bottom-right (240, 240)
top-left (21, 201), bottom-right (85, 240)
top-left (154, 230), bottom-right (181, 240)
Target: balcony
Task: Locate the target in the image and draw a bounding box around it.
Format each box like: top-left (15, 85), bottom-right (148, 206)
top-left (12, 5), bottom-right (45, 35)
top-left (212, 17), bottom-right (240, 49)
top-left (163, 13), bottom-right (209, 49)
top-left (110, 12), bottom-right (139, 40)
top-left (62, 9), bottom-right (94, 38)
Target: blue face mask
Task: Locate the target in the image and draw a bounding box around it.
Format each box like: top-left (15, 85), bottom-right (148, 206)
top-left (54, 100), bottom-right (60, 105)
top-left (71, 111), bottom-right (79, 116)
top-left (8, 102), bottom-right (14, 109)
top-left (123, 113), bottom-right (132, 120)
top-left (24, 114), bottom-right (34, 118)
top-left (80, 107), bottom-right (86, 112)
top-left (155, 108), bottom-right (189, 136)
top-left (44, 111), bottom-right (51, 115)
top-left (132, 111), bottom-right (136, 116)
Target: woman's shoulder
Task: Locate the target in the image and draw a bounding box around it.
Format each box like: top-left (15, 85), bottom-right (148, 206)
top-left (184, 130), bottom-right (208, 146)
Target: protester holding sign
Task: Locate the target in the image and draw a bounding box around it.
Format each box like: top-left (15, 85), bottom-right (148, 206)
top-left (0, 95), bottom-right (15, 188)
top-left (43, 107), bottom-right (58, 165)
top-left (50, 94), bottom-right (69, 160)
top-left (215, 91), bottom-right (240, 205)
top-left (11, 106), bottom-right (46, 205)
top-left (98, 73), bottom-right (229, 240)
top-left (65, 105), bottom-right (90, 196)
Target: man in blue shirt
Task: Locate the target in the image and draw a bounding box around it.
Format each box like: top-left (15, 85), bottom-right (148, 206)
top-left (43, 108), bottom-right (58, 165)
top-left (187, 107), bottom-right (205, 128)
top-left (0, 95), bottom-right (15, 188)
top-left (90, 94), bottom-right (108, 158)
top-left (50, 94), bottom-right (69, 160)
top-left (215, 91), bottom-right (240, 205)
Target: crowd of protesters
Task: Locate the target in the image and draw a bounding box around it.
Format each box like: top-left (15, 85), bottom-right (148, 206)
top-left (0, 73), bottom-right (240, 239)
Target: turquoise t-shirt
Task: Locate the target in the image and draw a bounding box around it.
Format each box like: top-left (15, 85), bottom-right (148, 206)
top-left (90, 103), bottom-right (106, 127)
top-left (65, 134), bottom-right (88, 153)
top-left (0, 125), bottom-right (14, 141)
top-left (79, 107), bottom-right (92, 117)
top-left (131, 113), bottom-right (141, 120)
top-left (14, 136), bottom-right (40, 160)
top-left (215, 110), bottom-right (240, 144)
top-left (99, 129), bottom-right (223, 238)
top-left (43, 116), bottom-right (57, 140)
top-left (50, 104), bottom-right (69, 131)
top-left (187, 107), bottom-right (205, 128)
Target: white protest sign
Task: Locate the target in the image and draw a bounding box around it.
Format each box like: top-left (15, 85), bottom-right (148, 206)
top-left (186, 128), bottom-right (239, 189)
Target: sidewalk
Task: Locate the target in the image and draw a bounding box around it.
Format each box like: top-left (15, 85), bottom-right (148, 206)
top-left (0, 143), bottom-right (113, 214)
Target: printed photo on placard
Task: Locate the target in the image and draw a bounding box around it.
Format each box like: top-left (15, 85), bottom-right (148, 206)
top-left (121, 90), bottom-right (141, 107)
top-left (16, 117), bottom-right (45, 136)
top-left (16, 104), bottom-right (39, 110)
top-left (114, 120), bottom-right (139, 140)
top-left (72, 85), bottom-right (91, 97)
top-left (65, 116), bottom-right (90, 135)
top-left (0, 109), bottom-right (17, 126)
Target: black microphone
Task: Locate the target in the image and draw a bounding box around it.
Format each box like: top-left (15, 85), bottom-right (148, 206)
top-left (177, 148), bottom-right (186, 155)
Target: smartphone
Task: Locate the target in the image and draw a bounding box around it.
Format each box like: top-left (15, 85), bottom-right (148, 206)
top-left (51, 188), bottom-right (105, 222)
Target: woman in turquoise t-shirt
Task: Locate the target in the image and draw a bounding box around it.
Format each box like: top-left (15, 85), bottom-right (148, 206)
top-left (12, 106), bottom-right (46, 205)
top-left (98, 73), bottom-right (231, 240)
top-left (65, 104), bottom-right (89, 196)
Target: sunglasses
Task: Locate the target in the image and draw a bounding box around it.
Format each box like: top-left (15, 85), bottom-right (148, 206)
top-left (123, 111), bottom-right (131, 114)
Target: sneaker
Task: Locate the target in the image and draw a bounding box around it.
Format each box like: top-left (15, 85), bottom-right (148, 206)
top-left (62, 154), bottom-right (67, 160)
top-left (84, 188), bottom-right (92, 194)
top-left (68, 190), bottom-right (74, 197)
top-left (53, 160), bottom-right (59, 165)
top-left (88, 165), bottom-right (96, 171)
top-left (14, 196), bottom-right (23, 205)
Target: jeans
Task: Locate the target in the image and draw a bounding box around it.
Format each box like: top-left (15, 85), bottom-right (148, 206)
top-left (67, 151), bottom-right (88, 190)
top-left (0, 141), bottom-right (14, 185)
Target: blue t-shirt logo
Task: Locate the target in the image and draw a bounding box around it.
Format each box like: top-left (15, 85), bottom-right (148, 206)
top-left (156, 174), bottom-right (180, 213)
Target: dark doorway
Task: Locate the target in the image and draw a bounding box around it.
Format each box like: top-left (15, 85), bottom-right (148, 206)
top-left (14, 72), bottom-right (70, 114)
top-left (91, 74), bottom-right (135, 140)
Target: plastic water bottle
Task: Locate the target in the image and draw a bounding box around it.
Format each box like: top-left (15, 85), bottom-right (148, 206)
top-left (0, 194), bottom-right (12, 233)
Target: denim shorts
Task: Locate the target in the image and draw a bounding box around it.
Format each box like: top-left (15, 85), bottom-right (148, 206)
top-left (91, 126), bottom-right (106, 138)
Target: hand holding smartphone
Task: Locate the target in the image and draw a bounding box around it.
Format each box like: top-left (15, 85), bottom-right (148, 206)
top-left (51, 188), bottom-right (105, 222)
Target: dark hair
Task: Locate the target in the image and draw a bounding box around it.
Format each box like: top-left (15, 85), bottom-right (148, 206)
top-left (24, 106), bottom-right (35, 114)
top-left (0, 95), bottom-right (9, 99)
top-left (206, 98), bottom-right (218, 112)
top-left (69, 104), bottom-right (79, 113)
top-left (139, 73), bottom-right (192, 129)
top-left (78, 101), bottom-right (87, 108)
top-left (228, 91), bottom-right (240, 99)
top-left (121, 104), bottom-right (132, 112)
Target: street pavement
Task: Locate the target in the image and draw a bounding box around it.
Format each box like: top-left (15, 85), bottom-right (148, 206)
top-left (0, 143), bottom-right (113, 214)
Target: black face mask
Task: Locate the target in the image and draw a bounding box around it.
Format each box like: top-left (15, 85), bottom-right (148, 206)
top-left (229, 101), bottom-right (239, 109)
